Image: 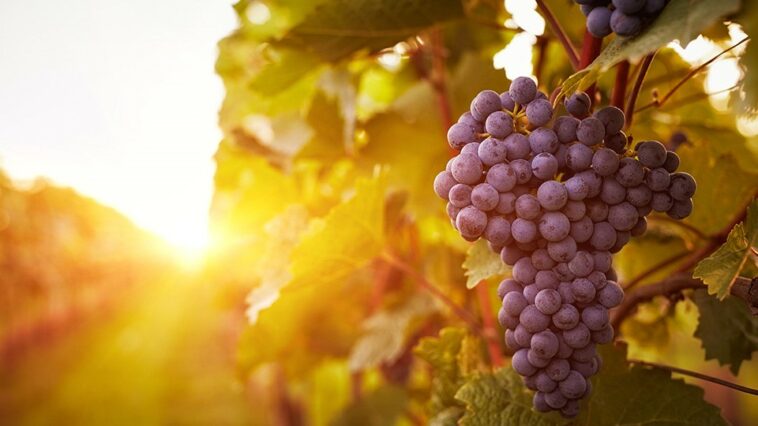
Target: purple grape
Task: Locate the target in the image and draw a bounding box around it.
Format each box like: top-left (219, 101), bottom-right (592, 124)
top-left (563, 323), bottom-right (591, 349)
top-left (612, 0), bottom-right (645, 14)
top-left (484, 216), bottom-right (512, 246)
top-left (616, 157), bottom-right (645, 187)
top-left (485, 111), bottom-right (514, 139)
top-left (565, 92), bottom-right (591, 118)
top-left (546, 358), bottom-right (571, 381)
top-left (456, 206), bottom-right (488, 239)
top-left (503, 291), bottom-right (529, 316)
top-left (500, 91), bottom-right (516, 111)
top-left (559, 370), bottom-right (587, 399)
top-left (477, 137), bottom-right (508, 166)
top-left (645, 167), bottom-right (670, 192)
top-left (594, 106), bottom-right (625, 135)
top-left (600, 177), bottom-right (627, 205)
top-left (593, 251), bottom-right (612, 273)
top-left (537, 180), bottom-right (568, 211)
top-left (511, 218), bottom-right (538, 243)
top-left (553, 116), bottom-right (580, 143)
top-left (535, 371), bottom-right (558, 393)
top-left (644, 0), bottom-right (666, 14)
top-left (509, 76), bottom-right (538, 105)
top-left (636, 140), bottom-right (667, 168)
top-left (571, 278), bottom-right (596, 303)
top-left (587, 6), bottom-right (613, 37)
top-left (535, 289), bottom-right (561, 315)
top-left (590, 221), bottom-right (616, 251)
top-left (592, 148), bottom-right (620, 176)
top-left (610, 9), bottom-right (642, 36)
top-left (571, 344), bottom-right (597, 363)
top-left (470, 89), bottom-right (502, 121)
top-left (669, 172), bottom-right (696, 200)
top-left (461, 141), bottom-right (480, 156)
top-left (447, 122), bottom-right (477, 150)
top-left (605, 131), bottom-right (627, 154)
top-left (570, 216), bottom-right (594, 243)
top-left (513, 256), bottom-right (538, 284)
top-left (471, 183), bottom-right (500, 211)
top-left (651, 191), bottom-right (674, 212)
top-left (526, 99), bottom-right (554, 127)
top-left (667, 198), bottom-right (693, 219)
top-left (598, 281), bottom-right (624, 308)
top-left (532, 249), bottom-right (557, 270)
top-left (499, 308), bottom-right (519, 329)
top-left (663, 151), bottom-right (680, 173)
top-left (515, 194), bottom-right (542, 220)
top-left (506, 133), bottom-right (531, 160)
top-left (539, 212), bottom-right (571, 242)
top-left (565, 176), bottom-right (590, 201)
top-left (532, 153), bottom-right (559, 180)
top-left (586, 198), bottom-right (609, 222)
top-left (529, 128), bottom-right (560, 154)
top-left (553, 304), bottom-right (580, 330)
top-left (545, 389), bottom-right (567, 409)
top-left (505, 329), bottom-right (520, 350)
top-left (514, 324), bottom-right (533, 347)
top-left (608, 201), bottom-right (639, 231)
top-left (520, 305), bottom-right (551, 333)
top-left (451, 153), bottom-right (483, 185)
top-left (486, 163), bottom-right (517, 192)
top-left (501, 245), bottom-right (524, 266)
top-left (568, 251), bottom-right (594, 277)
top-left (523, 284), bottom-right (539, 304)
top-left (532, 330), bottom-right (560, 358)
top-left (446, 203), bottom-right (460, 222)
top-left (448, 183), bottom-right (472, 208)
top-left (571, 357), bottom-right (599, 378)
top-left (512, 348), bottom-right (537, 376)
top-left (535, 270), bottom-right (558, 289)
top-left (547, 236), bottom-right (577, 262)
top-left (534, 392), bottom-right (551, 412)
top-left (498, 278), bottom-right (522, 299)
top-left (626, 184), bottom-right (652, 207)
top-left (567, 143), bottom-right (594, 172)
top-left (554, 263), bottom-right (575, 282)
top-left (591, 325), bottom-right (614, 344)
top-left (563, 200), bottom-right (586, 221)
top-left (581, 305), bottom-right (609, 330)
top-left (630, 216), bottom-right (647, 237)
top-left (496, 192), bottom-right (517, 214)
top-left (577, 117), bottom-right (605, 146)
top-left (433, 171), bottom-right (456, 200)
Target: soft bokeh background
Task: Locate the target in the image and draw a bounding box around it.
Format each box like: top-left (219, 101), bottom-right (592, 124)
top-left (1, 1), bottom-right (757, 425)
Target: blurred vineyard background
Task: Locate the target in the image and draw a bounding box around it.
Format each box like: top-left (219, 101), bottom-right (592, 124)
top-left (2, 0), bottom-right (758, 425)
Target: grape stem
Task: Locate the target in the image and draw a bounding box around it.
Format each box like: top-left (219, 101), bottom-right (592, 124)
top-left (612, 61), bottom-right (630, 109)
top-left (536, 0), bottom-right (580, 70)
top-left (635, 37), bottom-right (749, 113)
top-left (428, 28), bottom-right (454, 130)
top-left (535, 36), bottom-right (549, 83)
top-left (629, 359), bottom-right (758, 396)
top-left (475, 280), bottom-right (504, 367)
top-left (624, 52), bottom-right (655, 130)
top-left (579, 30), bottom-right (603, 105)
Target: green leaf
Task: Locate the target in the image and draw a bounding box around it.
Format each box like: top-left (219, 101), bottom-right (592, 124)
top-left (330, 385), bottom-right (408, 426)
top-left (289, 174), bottom-right (387, 289)
top-left (693, 200), bottom-right (758, 298)
top-left (559, 0), bottom-right (741, 96)
top-left (348, 294), bottom-right (437, 371)
top-left (733, 1), bottom-right (758, 113)
top-left (693, 289), bottom-right (758, 375)
top-left (574, 344), bottom-right (727, 425)
top-left (462, 239), bottom-right (510, 289)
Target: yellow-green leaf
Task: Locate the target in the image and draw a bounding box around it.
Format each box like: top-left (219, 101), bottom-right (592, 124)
top-left (462, 239), bottom-right (510, 289)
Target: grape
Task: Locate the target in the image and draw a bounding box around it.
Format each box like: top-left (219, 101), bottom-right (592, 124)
top-left (605, 131), bottom-right (627, 154)
top-left (567, 143), bottom-right (594, 172)
top-left (608, 201), bottom-right (639, 231)
top-left (433, 171), bottom-right (456, 200)
top-left (591, 325), bottom-right (614, 344)
top-left (446, 203), bottom-right (460, 222)
top-left (626, 184), bottom-right (652, 207)
top-left (470, 89), bottom-right (502, 121)
top-left (451, 153), bottom-right (483, 184)
top-left (594, 106), bottom-right (625, 135)
top-left (565, 92), bottom-right (591, 118)
top-left (590, 222), bottom-right (616, 251)
top-left (553, 304), bottom-right (580, 330)
top-left (570, 216), bottom-right (594, 243)
top-left (457, 111), bottom-right (482, 130)
top-left (546, 359), bottom-right (571, 381)
top-left (593, 251), bottom-right (612, 273)
top-left (471, 183), bottom-right (500, 211)
top-left (515, 194), bottom-right (542, 220)
top-left (486, 163), bottom-right (517, 192)
top-left (501, 245), bottom-right (524, 266)
top-left (606, 267), bottom-right (618, 282)
top-left (669, 172), bottom-right (696, 200)
top-left (597, 281), bottom-right (624, 308)
top-left (533, 392), bottom-right (551, 412)
top-left (532, 153), bottom-right (559, 180)
top-left (477, 137), bottom-right (508, 166)
top-left (544, 389), bottom-right (567, 409)
top-left (587, 270), bottom-right (607, 290)
top-left (612, 0), bottom-right (645, 14)
top-left (580, 4), bottom-right (594, 15)
top-left (532, 330), bottom-right (560, 358)
top-left (535, 270), bottom-right (559, 289)
top-left (512, 349), bottom-right (537, 376)
top-left (571, 278), bottom-right (596, 303)
top-left (645, 0), bottom-right (666, 14)
top-left (485, 111), bottom-right (514, 139)
top-left (484, 216), bottom-right (512, 246)
top-left (539, 212), bottom-right (571, 242)
top-left (571, 358), bottom-right (599, 378)
top-left (535, 289), bottom-right (562, 315)
top-left (645, 167), bottom-right (670, 192)
top-left (512, 218), bottom-right (538, 243)
top-left (523, 284), bottom-right (539, 304)
top-left (651, 191), bottom-right (674, 212)
top-left (586, 198), bottom-right (609, 222)
top-left (630, 216), bottom-right (647, 237)
top-left (563, 323), bottom-right (591, 349)
top-left (592, 148), bottom-right (620, 176)
top-left (496, 192), bottom-right (517, 214)
top-left (505, 329), bottom-right (520, 350)
top-left (581, 305), bottom-right (609, 330)
top-left (561, 400), bottom-right (581, 418)
top-left (499, 309), bottom-right (519, 329)
top-left (535, 371), bottom-right (558, 393)
top-left (568, 251), bottom-right (594, 277)
top-left (565, 176), bottom-right (590, 201)
top-left (636, 140), bottom-right (667, 168)
top-left (520, 305), bottom-right (551, 333)
top-left (553, 116), bottom-right (580, 143)
top-left (577, 117), bottom-right (605, 146)
top-left (447, 122), bottom-right (477, 150)
top-left (559, 371), bottom-right (587, 399)
top-left (616, 157), bottom-right (645, 187)
top-left (587, 6), bottom-right (613, 37)
top-left (514, 324), bottom-right (533, 347)
top-left (663, 151), bottom-right (680, 173)
top-left (500, 91), bottom-right (516, 111)
top-left (498, 278), bottom-right (522, 299)
top-left (537, 181), bottom-right (568, 211)
top-left (571, 344), bottom-right (597, 362)
top-left (555, 263), bottom-right (575, 282)
top-left (461, 141), bottom-right (480, 156)
top-left (610, 9), bottom-right (641, 36)
top-left (524, 374), bottom-right (538, 391)
top-left (513, 256), bottom-right (538, 284)
top-left (548, 236), bottom-right (577, 262)
top-left (526, 99), bottom-right (554, 127)
top-left (509, 76), bottom-right (538, 105)
top-left (456, 206), bottom-right (488, 239)
top-left (563, 200), bottom-right (586, 222)
top-left (532, 249), bottom-right (557, 271)
top-left (510, 157), bottom-right (533, 183)
top-left (667, 198), bottom-right (693, 219)
top-left (600, 177), bottom-right (627, 205)
top-left (448, 183), bottom-right (472, 208)
top-left (503, 291), bottom-right (529, 316)
top-left (529, 128), bottom-right (559, 154)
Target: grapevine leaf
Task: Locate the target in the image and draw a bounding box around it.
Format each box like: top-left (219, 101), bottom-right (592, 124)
top-left (289, 174), bottom-right (387, 289)
top-left (252, 0), bottom-right (465, 94)
top-left (575, 344), bottom-right (727, 425)
top-left (693, 200), bottom-right (758, 298)
top-left (559, 0), bottom-right (741, 95)
top-left (331, 385), bottom-right (408, 426)
top-left (693, 289), bottom-right (758, 375)
top-left (462, 239), bottom-right (510, 289)
top-left (348, 294), bottom-right (437, 371)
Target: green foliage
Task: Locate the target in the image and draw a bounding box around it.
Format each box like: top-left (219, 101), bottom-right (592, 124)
top-left (693, 289), bottom-right (758, 375)
top-left (694, 200), bottom-right (758, 298)
top-left (733, 1), bottom-right (758, 113)
top-left (331, 385), bottom-right (408, 426)
top-left (463, 240), bottom-right (510, 289)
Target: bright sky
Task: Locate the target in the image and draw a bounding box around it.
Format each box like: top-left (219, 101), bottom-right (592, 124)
top-left (0, 0), bottom-right (237, 251)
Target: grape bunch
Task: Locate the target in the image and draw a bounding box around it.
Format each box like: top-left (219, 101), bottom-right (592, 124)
top-left (576, 0), bottom-right (669, 38)
top-left (433, 77), bottom-right (696, 417)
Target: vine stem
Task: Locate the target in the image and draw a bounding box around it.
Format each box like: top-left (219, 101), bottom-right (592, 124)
top-left (475, 280), bottom-right (504, 367)
top-left (428, 28), bottom-right (454, 130)
top-left (612, 61), bottom-right (630, 109)
top-left (629, 359), bottom-right (758, 396)
top-left (536, 0), bottom-right (580, 70)
top-left (635, 37), bottom-right (749, 113)
top-left (624, 52), bottom-right (655, 129)
top-left (579, 30), bottom-right (603, 104)
top-left (381, 253), bottom-right (481, 330)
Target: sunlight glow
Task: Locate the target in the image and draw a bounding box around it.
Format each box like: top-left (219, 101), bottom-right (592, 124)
top-left (505, 0), bottom-right (545, 36)
top-left (246, 1), bottom-right (271, 25)
top-left (494, 32), bottom-right (536, 80)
